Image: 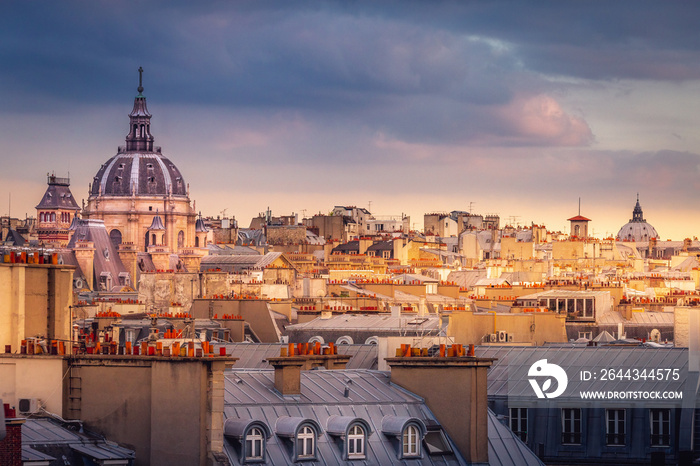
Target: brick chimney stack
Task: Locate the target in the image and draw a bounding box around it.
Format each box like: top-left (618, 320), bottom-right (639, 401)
top-left (386, 344), bottom-right (495, 464)
top-left (266, 343), bottom-right (351, 395)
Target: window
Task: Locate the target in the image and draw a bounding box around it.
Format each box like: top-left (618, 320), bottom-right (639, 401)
top-left (403, 425), bottom-right (420, 457)
top-left (583, 298), bottom-right (594, 318)
top-left (561, 408), bottom-right (581, 445)
top-left (296, 425), bottom-right (315, 459)
top-left (606, 409), bottom-right (625, 446)
top-left (510, 407), bottom-right (528, 442)
top-left (245, 427), bottom-right (264, 461)
top-left (423, 430), bottom-right (452, 455)
top-left (650, 409), bottom-right (670, 447)
top-left (578, 331), bottom-right (592, 340)
top-left (347, 424), bottom-right (365, 459)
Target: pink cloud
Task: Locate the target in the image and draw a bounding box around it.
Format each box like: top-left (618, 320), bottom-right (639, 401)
top-left (491, 94), bottom-right (594, 147)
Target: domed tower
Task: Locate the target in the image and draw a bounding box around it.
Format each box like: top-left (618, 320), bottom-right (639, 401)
top-left (82, 68), bottom-right (197, 253)
top-left (616, 195), bottom-right (659, 242)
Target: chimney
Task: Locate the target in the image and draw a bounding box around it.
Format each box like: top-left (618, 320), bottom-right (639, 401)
top-left (266, 345), bottom-right (351, 395)
top-left (386, 345), bottom-right (494, 464)
top-left (74, 240), bottom-right (95, 290)
top-left (0, 403), bottom-right (23, 466)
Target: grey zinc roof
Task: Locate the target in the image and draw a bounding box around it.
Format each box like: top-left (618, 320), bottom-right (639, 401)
top-left (22, 418), bottom-right (135, 463)
top-left (223, 369), bottom-right (468, 465)
top-left (478, 345), bottom-right (689, 402)
top-left (487, 409), bottom-right (545, 466)
top-left (224, 343), bottom-right (378, 370)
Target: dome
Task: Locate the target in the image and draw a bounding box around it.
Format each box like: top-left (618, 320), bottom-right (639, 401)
top-left (89, 67), bottom-right (187, 198)
top-left (90, 152), bottom-right (187, 197)
top-left (616, 196), bottom-right (659, 242)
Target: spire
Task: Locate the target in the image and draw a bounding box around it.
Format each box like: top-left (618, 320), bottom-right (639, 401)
top-left (125, 67), bottom-right (154, 152)
top-left (631, 195), bottom-right (645, 223)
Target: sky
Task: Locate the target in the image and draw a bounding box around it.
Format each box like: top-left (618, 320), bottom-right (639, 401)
top-left (2, 1), bottom-right (700, 239)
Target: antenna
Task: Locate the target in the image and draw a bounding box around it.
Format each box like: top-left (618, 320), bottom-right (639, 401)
top-left (368, 200), bottom-right (372, 212)
top-left (468, 201), bottom-right (475, 214)
top-left (578, 197), bottom-right (581, 216)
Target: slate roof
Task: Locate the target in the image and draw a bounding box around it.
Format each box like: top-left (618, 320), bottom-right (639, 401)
top-left (35, 177), bottom-right (80, 210)
top-left (21, 417), bottom-right (135, 465)
top-left (67, 219), bottom-right (130, 291)
top-left (90, 152), bottom-right (188, 197)
top-left (487, 410), bottom-right (545, 466)
top-left (3, 229), bottom-right (26, 246)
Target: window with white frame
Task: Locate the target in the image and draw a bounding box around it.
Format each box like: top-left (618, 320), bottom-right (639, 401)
top-left (347, 424), bottom-right (365, 459)
top-left (403, 424), bottom-right (420, 457)
top-left (605, 409), bottom-right (625, 446)
top-left (650, 409), bottom-right (670, 447)
top-left (509, 407), bottom-right (528, 442)
top-left (578, 331), bottom-right (592, 340)
top-left (561, 408), bottom-right (582, 445)
top-left (245, 427), bottom-right (264, 461)
top-left (296, 425), bottom-right (315, 459)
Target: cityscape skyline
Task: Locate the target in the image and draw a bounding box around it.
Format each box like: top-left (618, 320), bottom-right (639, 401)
top-left (2, 2), bottom-right (700, 239)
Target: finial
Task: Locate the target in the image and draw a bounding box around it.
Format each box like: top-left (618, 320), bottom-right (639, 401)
top-left (137, 67), bottom-right (144, 94)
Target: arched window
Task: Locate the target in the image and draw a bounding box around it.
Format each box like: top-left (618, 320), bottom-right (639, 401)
top-left (245, 427), bottom-right (264, 461)
top-left (297, 425), bottom-right (315, 459)
top-left (348, 424), bottom-right (365, 459)
top-left (39, 213), bottom-right (44, 222)
top-left (336, 335), bottom-right (354, 345)
top-left (195, 236), bottom-right (200, 247)
top-left (133, 124), bottom-right (138, 136)
top-left (110, 229), bottom-right (122, 247)
top-left (50, 212), bottom-right (56, 222)
top-left (177, 230), bottom-right (184, 248)
top-left (152, 233), bottom-right (157, 245)
top-left (140, 124), bottom-right (145, 137)
top-left (403, 425), bottom-right (420, 457)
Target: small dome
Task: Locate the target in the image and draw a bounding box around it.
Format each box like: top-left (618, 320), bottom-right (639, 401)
top-left (616, 196), bottom-right (659, 242)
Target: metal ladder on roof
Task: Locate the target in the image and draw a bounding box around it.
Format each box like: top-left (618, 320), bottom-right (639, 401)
top-left (67, 365), bottom-right (81, 416)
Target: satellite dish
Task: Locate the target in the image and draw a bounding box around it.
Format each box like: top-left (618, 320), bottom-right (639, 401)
top-left (650, 329), bottom-right (661, 343)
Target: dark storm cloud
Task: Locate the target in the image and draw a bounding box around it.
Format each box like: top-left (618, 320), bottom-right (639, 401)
top-left (0, 1), bottom-right (695, 147)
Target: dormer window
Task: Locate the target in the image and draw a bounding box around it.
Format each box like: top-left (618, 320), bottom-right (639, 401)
top-left (347, 424), bottom-right (365, 459)
top-left (381, 415), bottom-right (426, 460)
top-left (245, 427), bottom-right (264, 461)
top-left (224, 419), bottom-right (272, 464)
top-left (403, 425), bottom-right (420, 457)
top-left (296, 425), bottom-right (315, 459)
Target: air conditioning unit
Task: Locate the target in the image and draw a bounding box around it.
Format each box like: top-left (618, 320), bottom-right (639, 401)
top-left (498, 331), bottom-right (507, 343)
top-left (18, 398), bottom-right (42, 414)
top-left (489, 333), bottom-right (497, 343)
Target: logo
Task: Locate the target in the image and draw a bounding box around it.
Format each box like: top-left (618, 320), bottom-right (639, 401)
top-left (528, 359), bottom-right (568, 399)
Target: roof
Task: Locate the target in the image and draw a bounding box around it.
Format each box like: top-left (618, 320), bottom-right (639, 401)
top-left (3, 229), bottom-right (26, 246)
top-left (35, 176), bottom-right (80, 210)
top-left (90, 152), bottom-right (188, 198)
top-left (223, 369), bottom-right (467, 465)
top-left (67, 219), bottom-right (130, 291)
top-left (487, 409), bottom-right (545, 466)
top-left (567, 215), bottom-right (591, 222)
top-left (21, 417), bottom-right (135, 464)
top-left (201, 252), bottom-right (288, 272)
top-left (478, 345), bottom-right (689, 402)
top-left (285, 314), bottom-right (442, 332)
